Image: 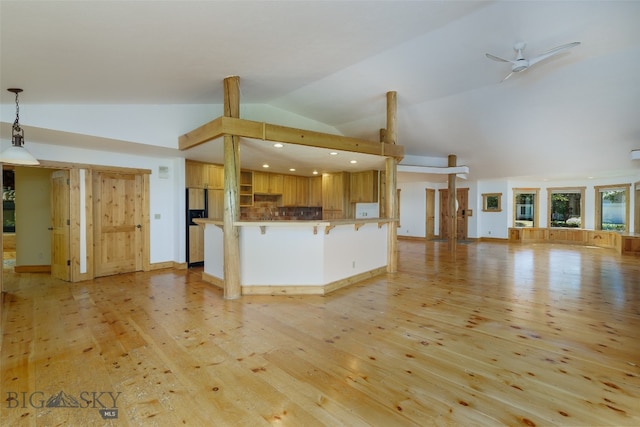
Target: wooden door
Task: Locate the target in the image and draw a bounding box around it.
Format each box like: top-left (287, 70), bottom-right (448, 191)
top-left (50, 170), bottom-right (71, 281)
top-left (456, 188), bottom-right (469, 240)
top-left (635, 183), bottom-right (639, 233)
top-left (439, 188), bottom-right (469, 240)
top-left (425, 188), bottom-right (435, 240)
top-left (93, 172), bottom-right (143, 277)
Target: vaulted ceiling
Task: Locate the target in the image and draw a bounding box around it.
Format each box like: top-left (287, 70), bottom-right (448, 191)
top-left (1, 1), bottom-right (639, 182)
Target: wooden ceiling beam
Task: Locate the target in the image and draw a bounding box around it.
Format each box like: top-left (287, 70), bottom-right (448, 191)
top-left (179, 116), bottom-right (404, 160)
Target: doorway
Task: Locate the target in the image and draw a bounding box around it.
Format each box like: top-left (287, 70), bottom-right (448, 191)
top-left (425, 188), bottom-right (435, 239)
top-left (2, 163), bottom-right (150, 282)
top-left (635, 181), bottom-right (639, 233)
top-left (438, 188), bottom-right (469, 240)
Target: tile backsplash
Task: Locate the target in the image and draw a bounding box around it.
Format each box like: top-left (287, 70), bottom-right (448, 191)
top-left (240, 195), bottom-right (322, 220)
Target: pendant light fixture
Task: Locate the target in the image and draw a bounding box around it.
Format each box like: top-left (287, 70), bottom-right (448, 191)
top-left (2, 88), bottom-right (40, 165)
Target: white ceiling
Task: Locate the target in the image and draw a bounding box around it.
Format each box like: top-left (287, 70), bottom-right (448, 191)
top-left (1, 1), bottom-right (639, 182)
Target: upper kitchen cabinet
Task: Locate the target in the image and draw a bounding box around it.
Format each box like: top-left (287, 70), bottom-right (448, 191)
top-left (254, 171), bottom-right (283, 195)
top-left (281, 175), bottom-right (298, 206)
top-left (322, 172), bottom-right (350, 218)
top-left (296, 176), bottom-right (309, 207)
top-left (308, 176), bottom-right (322, 207)
top-left (350, 170), bottom-right (378, 203)
top-left (207, 165), bottom-right (224, 190)
top-left (185, 160), bottom-right (207, 188)
top-left (281, 175), bottom-right (311, 207)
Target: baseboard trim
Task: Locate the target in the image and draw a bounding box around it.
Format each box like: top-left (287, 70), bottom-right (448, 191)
top-left (478, 237), bottom-right (508, 243)
top-left (398, 235), bottom-right (426, 241)
top-left (201, 267), bottom-right (387, 296)
top-left (14, 265), bottom-right (51, 273)
top-left (201, 272), bottom-right (224, 289)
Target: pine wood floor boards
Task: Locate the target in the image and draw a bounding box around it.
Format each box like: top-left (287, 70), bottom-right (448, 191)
top-left (1, 240), bottom-right (639, 426)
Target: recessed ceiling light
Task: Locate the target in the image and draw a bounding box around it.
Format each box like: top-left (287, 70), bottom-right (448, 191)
top-left (312, 170), bottom-right (318, 175)
top-left (329, 152), bottom-right (338, 156)
top-left (350, 160), bottom-right (357, 164)
top-left (262, 164), bottom-right (269, 168)
top-left (289, 168), bottom-right (296, 172)
top-left (274, 143), bottom-right (284, 148)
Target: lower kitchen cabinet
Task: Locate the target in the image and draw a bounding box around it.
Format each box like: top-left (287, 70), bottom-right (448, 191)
top-left (188, 225), bottom-right (204, 265)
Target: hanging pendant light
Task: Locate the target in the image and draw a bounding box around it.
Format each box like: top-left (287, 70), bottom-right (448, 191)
top-left (2, 88), bottom-right (39, 165)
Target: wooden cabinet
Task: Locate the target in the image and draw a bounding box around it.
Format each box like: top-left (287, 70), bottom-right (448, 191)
top-left (240, 171), bottom-right (253, 207)
top-left (186, 161), bottom-right (224, 189)
top-left (622, 235), bottom-right (640, 255)
top-left (187, 188), bottom-right (205, 210)
top-left (185, 160), bottom-right (207, 188)
top-left (282, 175), bottom-right (298, 206)
top-left (253, 172), bottom-right (284, 195)
top-left (281, 175), bottom-right (310, 206)
top-left (188, 225), bottom-right (204, 264)
top-left (322, 172), bottom-right (350, 219)
top-left (208, 189), bottom-right (224, 219)
top-left (207, 165), bottom-right (224, 190)
top-left (586, 230), bottom-right (619, 248)
top-left (308, 176), bottom-right (322, 207)
top-left (350, 170), bottom-right (378, 203)
top-left (296, 176), bottom-right (309, 206)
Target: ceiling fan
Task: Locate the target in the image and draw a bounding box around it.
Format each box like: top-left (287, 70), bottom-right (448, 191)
top-left (486, 41), bottom-right (581, 81)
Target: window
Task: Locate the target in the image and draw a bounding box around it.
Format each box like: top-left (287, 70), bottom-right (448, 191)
top-left (548, 187), bottom-right (585, 228)
top-left (482, 193), bottom-right (502, 212)
top-left (513, 188), bottom-right (538, 228)
top-left (595, 184), bottom-right (630, 231)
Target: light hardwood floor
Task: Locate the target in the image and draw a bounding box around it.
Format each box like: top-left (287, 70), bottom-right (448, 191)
top-left (1, 240), bottom-right (639, 426)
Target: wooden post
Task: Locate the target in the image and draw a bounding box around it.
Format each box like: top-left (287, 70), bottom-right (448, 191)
top-left (223, 76), bottom-right (241, 299)
top-left (385, 91), bottom-right (398, 273)
top-left (385, 92), bottom-right (397, 145)
top-left (448, 154), bottom-right (457, 256)
top-left (386, 157), bottom-right (398, 273)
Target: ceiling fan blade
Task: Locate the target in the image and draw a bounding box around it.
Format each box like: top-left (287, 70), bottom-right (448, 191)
top-left (485, 53), bottom-right (514, 64)
top-left (528, 41), bottom-right (581, 67)
top-left (501, 72), bottom-right (514, 82)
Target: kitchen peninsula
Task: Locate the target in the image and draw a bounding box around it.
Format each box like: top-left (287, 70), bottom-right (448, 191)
top-left (180, 76), bottom-right (404, 299)
top-left (194, 217), bottom-right (396, 295)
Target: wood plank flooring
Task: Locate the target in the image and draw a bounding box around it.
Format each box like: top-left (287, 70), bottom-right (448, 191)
top-left (1, 240), bottom-right (639, 426)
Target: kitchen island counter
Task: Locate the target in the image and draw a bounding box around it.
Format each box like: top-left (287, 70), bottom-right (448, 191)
top-left (194, 218), bottom-right (395, 295)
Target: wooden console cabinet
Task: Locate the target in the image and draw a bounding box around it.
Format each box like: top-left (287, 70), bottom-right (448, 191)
top-left (508, 227), bottom-right (629, 254)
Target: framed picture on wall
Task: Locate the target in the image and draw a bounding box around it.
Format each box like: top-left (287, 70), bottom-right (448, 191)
top-left (482, 193), bottom-right (502, 212)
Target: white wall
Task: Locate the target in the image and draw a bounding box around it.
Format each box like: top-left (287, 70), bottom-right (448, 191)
top-left (476, 180), bottom-right (509, 239)
top-left (397, 181), bottom-right (429, 238)
top-left (15, 167), bottom-right (52, 266)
